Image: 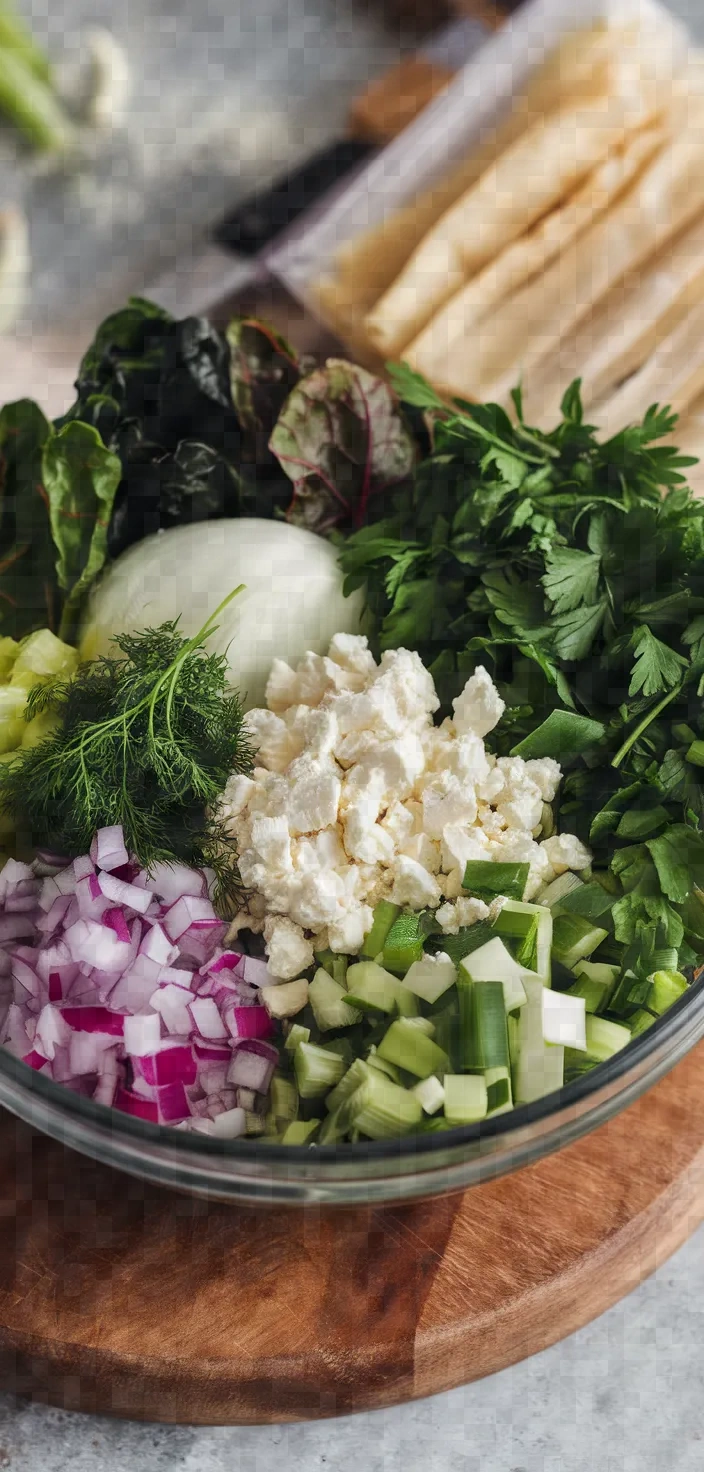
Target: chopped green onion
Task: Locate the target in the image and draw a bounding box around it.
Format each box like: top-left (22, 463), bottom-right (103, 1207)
top-left (427, 920), bottom-right (494, 968)
top-left (646, 969), bottom-right (688, 1016)
top-left (556, 881), bottom-right (615, 923)
top-left (494, 899), bottom-right (552, 984)
top-left (377, 1017), bottom-right (449, 1080)
top-left (457, 978), bottom-right (509, 1072)
top-left (308, 968), bottom-right (359, 1030)
top-left (463, 860), bottom-right (529, 902)
top-left (551, 913), bottom-right (608, 969)
top-left (412, 1075), bottom-right (445, 1115)
top-left (443, 1074), bottom-right (488, 1124)
top-left (360, 900), bottom-right (401, 958)
top-left (344, 1070), bottom-right (423, 1139)
top-left (293, 1042), bottom-right (346, 1099)
top-left (281, 1118), bottom-right (320, 1145)
top-left (567, 960), bottom-right (618, 1014)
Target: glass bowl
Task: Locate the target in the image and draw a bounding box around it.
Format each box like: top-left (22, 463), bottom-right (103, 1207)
top-left (1, 968), bottom-right (703, 1206)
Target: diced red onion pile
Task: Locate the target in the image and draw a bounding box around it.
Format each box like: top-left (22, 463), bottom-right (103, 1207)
top-left (0, 826), bottom-right (280, 1139)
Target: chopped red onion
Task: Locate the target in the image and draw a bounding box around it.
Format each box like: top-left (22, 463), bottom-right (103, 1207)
top-left (139, 923), bottom-right (177, 968)
top-left (133, 1040), bottom-right (196, 1088)
top-left (223, 1005), bottom-right (274, 1043)
top-left (226, 1040), bottom-right (277, 1094)
top-left (188, 996), bottom-right (228, 1041)
top-left (163, 894), bottom-right (218, 942)
top-left (123, 1012), bottom-right (162, 1057)
top-left (147, 861), bottom-right (206, 904)
top-left (65, 917), bottom-right (131, 972)
top-left (99, 871), bottom-right (154, 915)
top-left (210, 1106), bottom-right (246, 1139)
top-left (90, 826), bottom-right (129, 872)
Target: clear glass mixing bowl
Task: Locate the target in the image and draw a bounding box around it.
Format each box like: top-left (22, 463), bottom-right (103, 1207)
top-left (0, 969), bottom-right (702, 1206)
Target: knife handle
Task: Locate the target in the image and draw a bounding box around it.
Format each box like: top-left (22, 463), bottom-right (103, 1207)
top-left (212, 138), bottom-right (375, 256)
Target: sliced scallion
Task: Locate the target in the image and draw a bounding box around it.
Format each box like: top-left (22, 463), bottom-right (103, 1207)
top-left (443, 1074), bottom-right (488, 1124)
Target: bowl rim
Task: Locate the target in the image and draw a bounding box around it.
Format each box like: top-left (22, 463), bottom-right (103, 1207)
top-left (4, 963), bottom-right (703, 1172)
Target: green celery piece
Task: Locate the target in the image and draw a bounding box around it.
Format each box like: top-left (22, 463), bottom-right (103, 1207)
top-left (646, 969), bottom-right (688, 1016)
top-left (325, 1057), bottom-right (372, 1115)
top-left (308, 969), bottom-right (359, 1030)
top-left (377, 1018), bottom-right (449, 1080)
top-left (318, 1108), bottom-right (346, 1144)
top-left (552, 913), bottom-right (608, 969)
top-left (457, 978), bottom-right (509, 1073)
top-left (281, 1118), bottom-right (320, 1145)
top-left (269, 1074), bottom-right (298, 1124)
top-left (293, 1042), bottom-right (346, 1099)
top-left (463, 860), bottom-right (528, 902)
top-left (314, 948), bottom-right (349, 988)
top-left (366, 1047), bottom-right (402, 1084)
top-left (344, 1070), bottom-right (423, 1140)
top-left (284, 1022), bottom-right (310, 1052)
top-left (382, 911), bottom-right (425, 974)
top-left (443, 1074), bottom-right (488, 1124)
top-left (360, 900), bottom-right (400, 958)
top-left (402, 953), bottom-right (456, 1005)
top-left (510, 710), bottom-right (605, 761)
top-left (0, 48), bottom-right (72, 151)
top-left (320, 1037), bottom-right (355, 1070)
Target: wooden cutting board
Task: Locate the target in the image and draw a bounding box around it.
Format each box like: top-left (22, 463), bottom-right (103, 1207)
top-left (0, 1041), bottom-right (701, 1425)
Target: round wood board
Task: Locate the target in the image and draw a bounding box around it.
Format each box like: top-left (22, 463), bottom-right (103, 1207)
top-left (0, 1046), bottom-right (702, 1425)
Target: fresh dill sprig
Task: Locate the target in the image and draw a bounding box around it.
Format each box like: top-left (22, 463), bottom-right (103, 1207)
top-left (0, 588), bottom-right (254, 908)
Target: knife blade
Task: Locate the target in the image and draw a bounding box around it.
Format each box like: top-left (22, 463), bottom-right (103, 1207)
top-left (144, 11), bottom-right (496, 318)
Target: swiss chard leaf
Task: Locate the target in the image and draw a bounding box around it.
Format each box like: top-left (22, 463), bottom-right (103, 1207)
top-left (269, 359), bottom-right (416, 533)
top-left (41, 422), bottom-right (123, 641)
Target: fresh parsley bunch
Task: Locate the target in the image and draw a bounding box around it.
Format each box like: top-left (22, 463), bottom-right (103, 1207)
top-left (340, 367), bottom-right (704, 994)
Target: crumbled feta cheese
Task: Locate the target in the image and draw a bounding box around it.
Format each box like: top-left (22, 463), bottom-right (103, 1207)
top-left (263, 917), bottom-right (314, 979)
top-left (390, 855), bottom-right (442, 909)
top-left (541, 832), bottom-right (592, 876)
top-left (400, 833), bottom-right (442, 874)
top-left (436, 896), bottom-right (490, 934)
top-left (452, 665), bottom-right (505, 738)
top-left (524, 757), bottom-right (562, 802)
top-left (245, 708), bottom-right (302, 773)
top-left (220, 638), bottom-right (590, 971)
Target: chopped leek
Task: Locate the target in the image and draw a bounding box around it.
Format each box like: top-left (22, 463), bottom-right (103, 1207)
top-left (540, 988), bottom-right (587, 1050)
top-left (514, 978), bottom-right (565, 1104)
top-left (458, 936), bottom-right (528, 1012)
top-left (325, 1057), bottom-right (372, 1115)
top-left (457, 978), bottom-right (509, 1072)
top-left (402, 952), bottom-right (456, 1004)
top-left (537, 872), bottom-right (585, 909)
top-left (583, 1015), bottom-right (631, 1062)
top-left (377, 1018), bottom-right (449, 1080)
top-left (412, 1075), bottom-right (445, 1115)
top-left (494, 899), bottom-right (552, 984)
top-left (344, 960), bottom-right (402, 1015)
top-left (629, 1008), bottom-right (656, 1037)
top-left (551, 913), bottom-right (608, 969)
top-left (463, 860), bottom-right (529, 902)
top-left (284, 1022), bottom-right (311, 1052)
top-left (443, 1074), bottom-right (488, 1124)
top-left (269, 1073), bottom-right (298, 1124)
top-left (485, 1065), bottom-right (512, 1113)
top-left (314, 948), bottom-right (349, 988)
top-left (382, 911), bottom-right (425, 974)
top-left (647, 969), bottom-right (688, 1016)
top-left (360, 900), bottom-right (400, 958)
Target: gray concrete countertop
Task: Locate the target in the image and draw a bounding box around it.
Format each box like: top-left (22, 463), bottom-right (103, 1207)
top-left (1, 0), bottom-right (704, 1467)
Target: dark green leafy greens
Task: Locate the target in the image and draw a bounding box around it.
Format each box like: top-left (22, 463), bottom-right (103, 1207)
top-left (0, 591), bottom-right (254, 903)
top-left (269, 358), bottom-right (417, 533)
